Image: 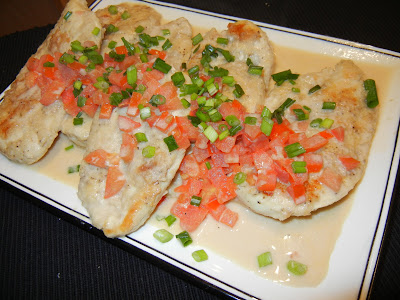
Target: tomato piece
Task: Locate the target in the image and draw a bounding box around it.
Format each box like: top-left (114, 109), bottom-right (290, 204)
top-left (195, 132), bottom-right (209, 149)
top-left (172, 129), bottom-right (191, 150)
top-left (84, 149), bottom-right (118, 168)
top-left (330, 126), bottom-right (345, 142)
top-left (205, 200), bottom-right (238, 228)
top-left (318, 130), bottom-right (334, 139)
top-left (211, 152), bottom-right (229, 168)
top-left (171, 199), bottom-right (208, 232)
top-left (67, 61), bottom-right (86, 71)
top-left (193, 146), bottom-right (211, 163)
top-left (287, 184), bottom-right (306, 204)
top-left (218, 100), bottom-right (245, 121)
top-left (207, 167), bottom-right (237, 203)
top-left (179, 154), bottom-right (200, 177)
top-left (318, 167), bottom-right (342, 192)
top-left (119, 55), bottom-right (139, 71)
top-left (174, 178), bottom-right (203, 195)
top-left (41, 80), bottom-right (66, 106)
top-left (223, 144), bottom-right (240, 164)
top-left (256, 169), bottom-right (277, 192)
top-left (214, 136), bottom-right (236, 153)
top-left (120, 133), bottom-right (137, 163)
top-left (104, 166), bottom-right (126, 199)
top-left (108, 70), bottom-right (128, 88)
top-left (253, 149), bottom-right (274, 170)
top-left (81, 102), bottom-right (98, 118)
top-left (60, 86), bottom-right (80, 116)
top-left (115, 45), bottom-right (128, 55)
top-left (244, 123), bottom-right (262, 140)
top-left (270, 122), bottom-right (294, 141)
top-left (288, 132), bottom-right (306, 145)
top-left (99, 103), bottom-right (113, 119)
top-left (303, 153), bottom-right (323, 173)
top-left (339, 156), bottom-right (360, 170)
top-left (154, 111), bottom-right (175, 132)
top-left (300, 134), bottom-right (329, 152)
top-left (273, 161), bottom-right (290, 184)
top-left (27, 57), bottom-right (39, 71)
top-left (118, 115), bottom-right (141, 133)
top-left (126, 92), bottom-right (143, 117)
top-left (219, 207), bottom-right (239, 227)
top-left (148, 49), bottom-right (167, 60)
top-left (176, 116), bottom-right (200, 142)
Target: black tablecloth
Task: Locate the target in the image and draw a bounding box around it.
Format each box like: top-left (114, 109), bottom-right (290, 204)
top-left (1, 1), bottom-right (399, 299)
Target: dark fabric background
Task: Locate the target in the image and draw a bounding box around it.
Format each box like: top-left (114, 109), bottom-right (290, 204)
top-left (1, 1), bottom-right (399, 299)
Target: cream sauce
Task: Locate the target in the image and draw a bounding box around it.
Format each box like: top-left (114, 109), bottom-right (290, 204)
top-left (32, 44), bottom-right (394, 287)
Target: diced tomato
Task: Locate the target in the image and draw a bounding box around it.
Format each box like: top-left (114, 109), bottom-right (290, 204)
top-left (91, 89), bottom-right (109, 106)
top-left (172, 129), bottom-right (191, 150)
top-left (154, 111), bottom-right (175, 132)
top-left (179, 154), bottom-right (200, 177)
top-left (218, 100), bottom-right (245, 121)
top-left (41, 80), bottom-right (66, 106)
top-left (318, 130), bottom-right (334, 139)
top-left (60, 86), bottom-right (80, 116)
top-left (193, 146), bottom-right (211, 163)
top-left (26, 57), bottom-right (39, 71)
top-left (244, 123), bottom-right (262, 140)
top-left (214, 135), bottom-right (236, 153)
top-left (211, 152), bottom-right (229, 168)
top-left (176, 116), bottom-right (200, 142)
top-left (223, 144), bottom-right (240, 164)
top-left (170, 199), bottom-right (208, 232)
top-left (142, 68), bottom-right (164, 82)
top-left (67, 61), bottom-right (86, 71)
top-left (174, 178), bottom-right (203, 195)
top-left (144, 110), bottom-right (158, 127)
top-left (115, 45), bottom-right (128, 55)
top-left (339, 156), bottom-right (360, 170)
top-left (256, 169), bottom-right (277, 192)
top-left (303, 153), bottom-right (323, 173)
top-left (287, 184), bottom-right (306, 204)
top-left (126, 92), bottom-right (143, 117)
top-left (300, 134), bottom-right (329, 152)
top-left (118, 115), bottom-right (141, 133)
top-left (273, 161), bottom-right (290, 183)
top-left (207, 167), bottom-right (237, 203)
top-left (25, 71), bottom-right (39, 88)
top-left (84, 149), bottom-right (119, 168)
top-left (108, 70), bottom-right (128, 88)
top-left (104, 166), bottom-right (126, 199)
top-left (99, 103), bottom-right (113, 119)
top-left (195, 133), bottom-right (209, 149)
top-left (148, 49), bottom-right (167, 60)
top-left (330, 126), bottom-right (345, 142)
top-left (270, 122), bottom-right (294, 142)
top-left (81, 102), bottom-right (98, 118)
top-left (288, 132), bottom-right (306, 145)
top-left (43, 65), bottom-right (56, 79)
top-left (318, 167), bottom-right (342, 193)
top-left (120, 133), bottom-right (137, 163)
top-left (205, 200), bottom-right (238, 228)
top-left (253, 149), bottom-right (274, 171)
top-left (86, 65), bottom-right (107, 83)
top-left (119, 55), bottom-right (139, 71)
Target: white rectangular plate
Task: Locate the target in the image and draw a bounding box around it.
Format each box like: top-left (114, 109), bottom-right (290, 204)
top-left (1, 0), bottom-right (400, 299)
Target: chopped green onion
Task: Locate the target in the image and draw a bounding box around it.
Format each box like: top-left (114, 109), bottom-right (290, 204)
top-left (287, 260), bottom-right (307, 276)
top-left (109, 92), bottom-right (124, 106)
top-left (209, 109), bottom-right (223, 122)
top-left (225, 115), bottom-right (240, 127)
top-left (261, 117), bottom-right (274, 136)
top-left (181, 99), bottom-right (190, 109)
top-left (234, 172), bottom-right (247, 184)
top-left (217, 48), bottom-right (235, 62)
top-left (139, 53), bottom-right (148, 63)
top-left (176, 231), bottom-right (193, 247)
top-left (292, 161), bottom-right (307, 173)
top-left (188, 115), bottom-right (201, 127)
top-left (135, 25), bottom-right (144, 33)
top-left (43, 61), bottom-right (55, 68)
top-left (192, 249), bottom-right (208, 262)
top-left (308, 84), bottom-right (321, 94)
top-left (73, 80), bottom-right (82, 90)
top-left (222, 75), bottom-right (235, 86)
top-left (171, 71), bottom-right (185, 87)
top-left (272, 98), bottom-right (296, 124)
top-left (149, 94), bottom-right (166, 107)
top-left (162, 29), bottom-right (170, 36)
top-left (292, 87), bottom-right (300, 93)
top-left (78, 55), bottom-right (88, 64)
top-left (91, 26), bottom-right (100, 36)
top-left (59, 53), bottom-right (75, 64)
top-left (106, 24), bottom-right (119, 34)
top-left (126, 65), bottom-right (137, 87)
top-left (229, 125), bottom-right (242, 136)
top-left (153, 229), bottom-right (173, 243)
top-left (303, 105), bottom-right (311, 112)
top-left (257, 252), bottom-right (273, 268)
top-left (164, 214), bottom-right (176, 226)
top-left (121, 11), bottom-right (130, 20)
top-left (206, 82), bottom-right (218, 96)
top-left (248, 65), bottom-right (263, 75)
top-left (244, 116), bottom-right (257, 125)
top-left (310, 118), bottom-right (322, 127)
top-left (190, 195), bottom-right (202, 206)
top-left (293, 108), bottom-right (309, 121)
top-left (233, 84), bottom-right (245, 98)
top-left (320, 118), bottom-right (334, 129)
top-left (73, 112), bottom-right (83, 126)
top-left (246, 58), bottom-right (253, 66)
top-left (205, 161), bottom-right (212, 170)
top-left (108, 5), bottom-right (118, 15)
top-left (208, 66), bottom-right (229, 78)
top-left (196, 109), bottom-right (211, 122)
top-left (261, 106), bottom-right (272, 119)
top-left (218, 129), bottom-right (230, 140)
top-left (121, 37), bottom-right (135, 55)
top-left (164, 135), bottom-right (179, 152)
top-left (364, 79), bottom-right (379, 108)
top-left (135, 132), bottom-right (148, 143)
top-left (108, 41), bottom-right (117, 49)
top-left (63, 11), bottom-right (72, 20)
top-left (162, 39), bottom-right (172, 51)
top-left (192, 33), bottom-right (203, 46)
top-left (284, 142), bottom-right (306, 158)
top-left (86, 50), bottom-right (103, 65)
top-left (197, 122), bottom-right (207, 133)
top-left (140, 106), bottom-right (151, 120)
top-left (271, 69), bottom-right (299, 85)
top-left (322, 101), bottom-right (336, 110)
top-left (64, 144), bottom-right (74, 151)
top-left (217, 37), bottom-right (228, 45)
top-left (67, 164), bottom-right (80, 174)
top-left (204, 126), bottom-right (218, 143)
top-left (142, 146), bottom-right (156, 158)
top-left (77, 96), bottom-right (86, 107)
top-left (153, 58), bottom-right (171, 74)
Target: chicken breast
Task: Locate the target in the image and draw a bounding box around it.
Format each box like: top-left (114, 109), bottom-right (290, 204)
top-left (78, 107), bottom-right (186, 238)
top-left (187, 20), bottom-right (274, 113)
top-left (0, 0), bottom-right (103, 164)
top-left (236, 60), bottom-right (378, 220)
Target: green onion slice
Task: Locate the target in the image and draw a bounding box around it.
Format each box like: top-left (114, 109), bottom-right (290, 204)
top-left (257, 252), bottom-right (273, 268)
top-left (149, 94), bottom-right (166, 107)
top-left (310, 118), bottom-right (322, 128)
top-left (320, 118), bottom-right (334, 129)
top-left (108, 5), bottom-right (118, 15)
top-left (271, 69), bottom-right (299, 85)
top-left (164, 214), bottom-right (176, 226)
top-left (142, 146), bottom-right (156, 158)
top-left (135, 132), bottom-right (148, 143)
top-left (287, 260), bottom-right (307, 276)
top-left (322, 101), bottom-right (336, 110)
top-left (135, 25), bottom-right (144, 33)
top-left (171, 71), bottom-right (185, 87)
top-left (176, 231), bottom-right (193, 247)
top-left (190, 195), bottom-right (202, 206)
top-left (244, 116), bottom-right (257, 125)
top-left (284, 142), bottom-right (306, 158)
top-left (67, 164), bottom-right (80, 174)
top-left (204, 126), bottom-right (218, 143)
top-left (234, 172), bottom-right (247, 184)
top-left (63, 11), bottom-right (72, 20)
top-left (261, 117), bottom-right (274, 136)
top-left (192, 249), bottom-right (208, 262)
top-left (217, 37), bottom-right (228, 45)
top-left (126, 65), bottom-right (137, 87)
top-left (162, 39), bottom-right (172, 51)
top-left (308, 84), bottom-right (321, 94)
top-left (248, 65), bottom-right (263, 75)
top-left (153, 229), bottom-right (173, 243)
top-left (64, 144), bottom-right (74, 151)
top-left (153, 58), bottom-right (171, 74)
top-left (164, 135), bottom-right (179, 152)
top-left (364, 79), bottom-right (379, 108)
top-left (192, 33), bottom-right (203, 46)
top-left (140, 106), bottom-right (151, 120)
top-left (121, 11), bottom-right (130, 20)
top-left (292, 161), bottom-right (307, 173)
